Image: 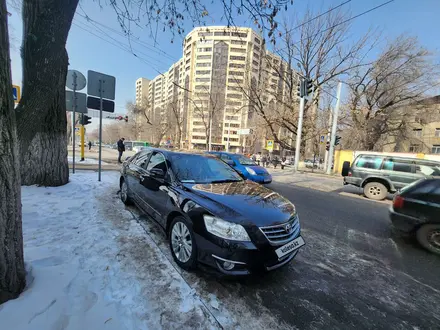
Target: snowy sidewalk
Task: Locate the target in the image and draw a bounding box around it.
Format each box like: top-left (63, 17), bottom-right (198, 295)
top-left (0, 171), bottom-right (219, 330)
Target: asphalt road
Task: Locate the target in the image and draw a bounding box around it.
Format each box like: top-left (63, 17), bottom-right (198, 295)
top-left (131, 182), bottom-right (440, 330)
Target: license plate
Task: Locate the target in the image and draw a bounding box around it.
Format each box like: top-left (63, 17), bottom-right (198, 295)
top-left (275, 236), bottom-right (305, 258)
top-left (264, 178), bottom-right (271, 182)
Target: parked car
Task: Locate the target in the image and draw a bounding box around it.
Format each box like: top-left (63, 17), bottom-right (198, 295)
top-left (342, 154), bottom-right (440, 200)
top-left (119, 149), bottom-right (304, 275)
top-left (389, 178), bottom-right (440, 255)
top-left (207, 152), bottom-right (272, 184)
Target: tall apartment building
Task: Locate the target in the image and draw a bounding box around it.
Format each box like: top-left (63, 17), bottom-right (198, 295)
top-left (136, 26), bottom-right (298, 151)
top-left (135, 78), bottom-right (150, 106)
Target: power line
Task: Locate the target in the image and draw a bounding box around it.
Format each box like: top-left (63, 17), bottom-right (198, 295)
top-left (276, 0), bottom-right (395, 58)
top-left (75, 11), bottom-right (177, 61)
top-left (71, 21), bottom-right (192, 93)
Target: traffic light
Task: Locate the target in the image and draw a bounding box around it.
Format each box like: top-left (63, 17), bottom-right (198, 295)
top-left (305, 78), bottom-right (314, 97)
top-left (297, 79), bottom-right (306, 98)
top-left (81, 114), bottom-right (92, 126)
top-left (326, 141), bottom-right (330, 151)
top-left (334, 136), bottom-right (341, 146)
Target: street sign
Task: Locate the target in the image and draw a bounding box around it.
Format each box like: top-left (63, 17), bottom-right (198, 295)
top-left (75, 127), bottom-right (80, 132)
top-left (13, 85), bottom-right (20, 104)
top-left (320, 135), bottom-right (325, 144)
top-left (66, 91), bottom-right (87, 113)
top-left (266, 140), bottom-right (274, 152)
top-left (66, 70), bottom-right (87, 91)
top-left (87, 70), bottom-right (116, 100)
top-left (87, 96), bottom-right (115, 112)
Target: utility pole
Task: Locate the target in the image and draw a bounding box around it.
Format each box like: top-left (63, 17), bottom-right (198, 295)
top-left (293, 95), bottom-right (305, 172)
top-left (326, 82), bottom-right (342, 175)
top-left (208, 115), bottom-right (212, 151)
top-left (323, 110), bottom-right (332, 170)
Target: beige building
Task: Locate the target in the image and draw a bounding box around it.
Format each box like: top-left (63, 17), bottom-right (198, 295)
top-left (136, 26), bottom-right (298, 151)
top-left (135, 78), bottom-right (150, 106)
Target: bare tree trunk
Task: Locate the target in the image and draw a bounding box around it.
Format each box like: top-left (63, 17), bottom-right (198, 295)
top-left (15, 0), bottom-right (79, 186)
top-left (0, 0), bottom-right (26, 304)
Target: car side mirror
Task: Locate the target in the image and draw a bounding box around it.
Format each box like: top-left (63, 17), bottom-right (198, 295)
top-left (150, 168), bottom-right (165, 179)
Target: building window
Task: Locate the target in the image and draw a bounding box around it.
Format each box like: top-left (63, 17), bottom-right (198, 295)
top-left (224, 130), bottom-right (238, 135)
top-left (231, 32), bottom-right (247, 38)
top-left (226, 100), bottom-right (241, 106)
top-left (225, 115), bottom-right (239, 120)
top-left (253, 45), bottom-right (260, 52)
top-left (197, 47), bottom-right (212, 52)
top-left (192, 128), bottom-right (205, 133)
top-left (252, 68), bottom-right (259, 74)
top-left (192, 136), bottom-right (206, 140)
top-left (229, 71), bottom-right (244, 76)
top-left (214, 31), bottom-right (229, 36)
top-left (197, 55), bottom-right (211, 60)
top-left (253, 60), bottom-right (259, 66)
top-left (413, 129), bottom-right (422, 137)
top-left (225, 123), bottom-right (240, 128)
top-left (409, 144), bottom-right (422, 152)
top-left (194, 85), bottom-right (209, 90)
top-left (230, 55), bottom-right (246, 61)
top-left (196, 62), bottom-right (211, 67)
top-left (435, 128), bottom-right (440, 137)
top-left (224, 137), bottom-right (239, 142)
top-left (195, 78), bottom-right (210, 82)
top-left (227, 93), bottom-right (242, 99)
top-left (227, 86), bottom-right (241, 91)
top-left (186, 58), bottom-right (191, 64)
top-left (196, 70), bottom-right (211, 75)
top-left (230, 47), bottom-right (246, 54)
top-left (231, 40), bottom-right (246, 45)
top-left (253, 52), bottom-right (260, 59)
top-left (432, 145), bottom-right (440, 154)
top-left (229, 63), bottom-right (245, 69)
top-left (228, 78), bottom-right (243, 84)
top-left (192, 121), bottom-right (204, 126)
top-left (198, 31), bottom-right (213, 37)
top-left (254, 37), bottom-right (260, 44)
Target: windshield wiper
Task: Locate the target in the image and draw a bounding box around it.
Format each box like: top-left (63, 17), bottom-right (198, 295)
top-left (209, 179), bottom-right (242, 183)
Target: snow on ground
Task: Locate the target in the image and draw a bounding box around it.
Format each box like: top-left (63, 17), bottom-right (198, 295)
top-left (0, 171), bottom-right (219, 330)
top-left (68, 156), bottom-right (108, 165)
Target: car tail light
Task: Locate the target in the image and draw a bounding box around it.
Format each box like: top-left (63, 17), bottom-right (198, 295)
top-left (393, 195), bottom-right (404, 209)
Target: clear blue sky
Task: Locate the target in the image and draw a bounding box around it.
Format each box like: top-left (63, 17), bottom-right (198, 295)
top-left (8, 0), bottom-right (440, 115)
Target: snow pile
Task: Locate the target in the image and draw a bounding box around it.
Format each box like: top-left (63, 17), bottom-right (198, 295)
top-left (68, 156), bottom-right (108, 165)
top-left (0, 171), bottom-right (218, 330)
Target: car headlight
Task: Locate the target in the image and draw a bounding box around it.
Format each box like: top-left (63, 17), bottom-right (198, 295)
top-left (245, 167), bottom-right (256, 175)
top-left (203, 215), bottom-right (251, 241)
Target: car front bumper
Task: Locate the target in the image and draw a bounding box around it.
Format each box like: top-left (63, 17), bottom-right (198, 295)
top-left (194, 232), bottom-right (303, 276)
top-left (249, 174), bottom-right (272, 184)
top-left (389, 207), bottom-right (423, 233)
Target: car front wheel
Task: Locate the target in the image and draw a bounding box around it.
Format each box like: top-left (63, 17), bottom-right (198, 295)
top-left (363, 182), bottom-right (388, 200)
top-left (169, 216), bottom-right (198, 270)
top-left (416, 224), bottom-right (440, 255)
top-left (120, 180), bottom-right (132, 205)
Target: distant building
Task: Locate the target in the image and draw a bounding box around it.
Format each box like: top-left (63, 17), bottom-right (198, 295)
top-left (136, 26), bottom-right (299, 151)
top-left (135, 77), bottom-right (150, 106)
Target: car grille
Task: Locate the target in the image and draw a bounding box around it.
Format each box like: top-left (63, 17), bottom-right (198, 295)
top-left (260, 217), bottom-right (300, 245)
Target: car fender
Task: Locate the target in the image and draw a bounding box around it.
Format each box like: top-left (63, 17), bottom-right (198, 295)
top-left (360, 176), bottom-right (395, 192)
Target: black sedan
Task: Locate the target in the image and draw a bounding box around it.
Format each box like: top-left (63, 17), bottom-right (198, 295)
top-left (389, 178), bottom-right (440, 255)
top-left (119, 148), bottom-right (305, 275)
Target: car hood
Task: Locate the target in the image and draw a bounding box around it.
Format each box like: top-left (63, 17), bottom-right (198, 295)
top-left (182, 181), bottom-right (295, 227)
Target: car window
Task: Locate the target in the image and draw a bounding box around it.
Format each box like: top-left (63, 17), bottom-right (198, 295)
top-left (134, 152), bottom-right (152, 167)
top-left (220, 154), bottom-right (232, 161)
top-left (383, 158), bottom-right (414, 173)
top-left (146, 152), bottom-right (168, 173)
top-left (237, 155), bottom-right (256, 166)
top-left (355, 156), bottom-right (383, 169)
top-left (415, 163), bottom-right (440, 177)
top-left (170, 154), bottom-right (242, 183)
top-left (406, 180), bottom-right (440, 203)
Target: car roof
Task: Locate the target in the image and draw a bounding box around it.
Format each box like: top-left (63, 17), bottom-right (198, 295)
top-left (357, 154), bottom-right (440, 164)
top-left (136, 147), bottom-right (217, 159)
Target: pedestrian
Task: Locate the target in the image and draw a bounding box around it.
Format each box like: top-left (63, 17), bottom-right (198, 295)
top-left (261, 154), bottom-right (267, 167)
top-left (117, 137), bottom-right (125, 164)
top-left (88, 141), bottom-right (92, 151)
top-left (256, 152), bottom-right (261, 166)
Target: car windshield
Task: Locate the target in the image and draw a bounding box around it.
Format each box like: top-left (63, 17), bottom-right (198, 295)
top-left (170, 154), bottom-right (243, 184)
top-left (236, 155), bottom-right (256, 166)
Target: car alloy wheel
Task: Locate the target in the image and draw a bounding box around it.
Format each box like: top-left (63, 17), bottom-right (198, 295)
top-left (120, 180), bottom-right (132, 205)
top-left (363, 182), bottom-right (387, 200)
top-left (427, 230), bottom-right (440, 249)
top-left (171, 221), bottom-right (193, 263)
top-left (169, 217), bottom-right (197, 270)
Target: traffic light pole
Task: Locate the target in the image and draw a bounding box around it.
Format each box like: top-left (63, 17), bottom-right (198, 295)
top-left (326, 82), bottom-right (342, 175)
top-left (293, 94), bottom-right (305, 172)
top-left (72, 72), bottom-right (77, 174)
top-left (98, 80), bottom-right (103, 182)
top-left (80, 121), bottom-right (85, 161)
